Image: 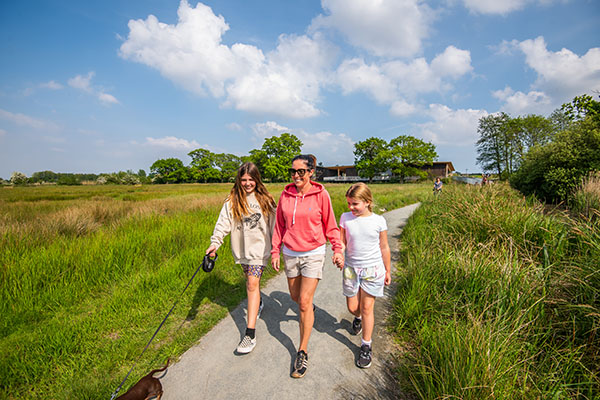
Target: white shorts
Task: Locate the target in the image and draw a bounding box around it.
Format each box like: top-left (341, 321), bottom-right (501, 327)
top-left (342, 264), bottom-right (386, 298)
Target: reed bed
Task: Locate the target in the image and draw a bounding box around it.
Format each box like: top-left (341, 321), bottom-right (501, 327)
top-left (393, 183), bottom-right (599, 399)
top-left (0, 182), bottom-right (430, 399)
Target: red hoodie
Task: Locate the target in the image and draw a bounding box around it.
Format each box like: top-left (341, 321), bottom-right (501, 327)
top-left (271, 181), bottom-right (343, 257)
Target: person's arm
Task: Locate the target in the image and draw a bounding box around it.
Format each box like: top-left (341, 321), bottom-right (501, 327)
top-left (271, 196), bottom-right (285, 271)
top-left (379, 230), bottom-right (392, 285)
top-left (206, 202), bottom-right (231, 256)
top-left (321, 191), bottom-right (344, 266)
top-left (334, 227), bottom-right (347, 270)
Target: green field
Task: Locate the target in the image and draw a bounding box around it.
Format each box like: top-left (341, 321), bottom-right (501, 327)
top-left (393, 183), bottom-right (599, 399)
top-left (0, 182), bottom-right (431, 399)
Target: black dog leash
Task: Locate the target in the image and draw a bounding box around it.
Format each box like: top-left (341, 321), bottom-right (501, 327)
top-left (110, 254), bottom-right (218, 399)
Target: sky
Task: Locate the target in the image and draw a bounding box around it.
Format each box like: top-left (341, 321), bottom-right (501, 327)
top-left (1, 0), bottom-right (599, 179)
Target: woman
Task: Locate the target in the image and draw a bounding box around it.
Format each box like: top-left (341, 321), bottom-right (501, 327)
top-left (271, 154), bottom-right (344, 378)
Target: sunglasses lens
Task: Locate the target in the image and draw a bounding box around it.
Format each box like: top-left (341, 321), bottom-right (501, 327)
top-left (289, 168), bottom-right (306, 177)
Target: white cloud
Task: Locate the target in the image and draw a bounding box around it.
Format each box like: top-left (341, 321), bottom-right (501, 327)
top-left (144, 136), bottom-right (201, 150)
top-left (518, 36), bottom-right (600, 100)
top-left (336, 46), bottom-right (472, 114)
top-left (98, 92), bottom-right (120, 105)
top-left (415, 104), bottom-right (488, 145)
top-left (493, 86), bottom-right (552, 115)
top-left (68, 72), bottom-right (94, 93)
top-left (40, 80), bottom-right (63, 90)
top-left (68, 71), bottom-right (119, 105)
top-left (462, 0), bottom-right (556, 15)
top-left (0, 108), bottom-right (59, 131)
top-left (120, 1), bottom-right (335, 119)
top-left (251, 121), bottom-right (289, 138)
top-left (494, 37), bottom-right (600, 113)
top-left (311, 0), bottom-right (435, 58)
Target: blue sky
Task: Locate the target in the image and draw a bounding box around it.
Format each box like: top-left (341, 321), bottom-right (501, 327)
top-left (1, 0), bottom-right (599, 179)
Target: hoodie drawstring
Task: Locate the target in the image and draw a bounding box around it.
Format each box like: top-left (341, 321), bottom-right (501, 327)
top-left (292, 196), bottom-right (298, 225)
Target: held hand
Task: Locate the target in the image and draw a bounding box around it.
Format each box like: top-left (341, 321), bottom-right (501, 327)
top-left (205, 245), bottom-right (217, 257)
top-left (332, 253), bottom-right (344, 270)
top-left (384, 271), bottom-right (392, 286)
top-left (272, 256), bottom-right (280, 272)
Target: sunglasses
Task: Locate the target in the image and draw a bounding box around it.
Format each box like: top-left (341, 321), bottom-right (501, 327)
top-left (289, 168), bottom-right (310, 177)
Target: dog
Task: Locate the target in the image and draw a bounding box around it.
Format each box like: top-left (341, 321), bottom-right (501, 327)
top-left (116, 359), bottom-right (170, 400)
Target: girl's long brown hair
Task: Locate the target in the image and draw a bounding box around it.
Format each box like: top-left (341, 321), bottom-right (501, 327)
top-left (229, 162), bottom-right (276, 222)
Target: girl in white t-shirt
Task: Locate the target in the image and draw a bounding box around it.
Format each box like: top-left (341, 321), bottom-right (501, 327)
top-left (337, 182), bottom-right (391, 369)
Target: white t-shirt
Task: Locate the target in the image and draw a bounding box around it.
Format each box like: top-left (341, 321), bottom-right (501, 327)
top-left (339, 212), bottom-right (387, 268)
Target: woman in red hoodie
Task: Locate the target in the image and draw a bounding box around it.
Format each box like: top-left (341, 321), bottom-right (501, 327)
top-left (271, 154), bottom-right (344, 378)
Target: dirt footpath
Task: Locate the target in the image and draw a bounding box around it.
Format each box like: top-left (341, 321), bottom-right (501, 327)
top-left (161, 203), bottom-right (420, 400)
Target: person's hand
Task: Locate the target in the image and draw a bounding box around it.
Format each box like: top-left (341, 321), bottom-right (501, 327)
top-left (205, 245), bottom-right (217, 257)
top-left (332, 252), bottom-right (344, 270)
top-left (384, 270), bottom-right (392, 285)
top-left (272, 256), bottom-right (280, 272)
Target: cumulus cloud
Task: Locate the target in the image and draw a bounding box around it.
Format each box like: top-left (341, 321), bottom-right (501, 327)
top-left (336, 46), bottom-right (472, 114)
top-left (493, 86), bottom-right (552, 115)
top-left (68, 71), bottom-right (120, 105)
top-left (251, 121), bottom-right (289, 138)
top-left (311, 0), bottom-right (435, 58)
top-left (414, 104), bottom-right (488, 145)
top-left (120, 1), bottom-right (336, 118)
top-left (145, 136), bottom-right (201, 150)
top-left (0, 108), bottom-right (60, 131)
top-left (495, 37), bottom-right (600, 112)
top-left (226, 122), bottom-right (243, 131)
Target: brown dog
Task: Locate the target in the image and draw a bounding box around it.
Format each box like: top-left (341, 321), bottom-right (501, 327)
top-left (116, 359), bottom-right (170, 400)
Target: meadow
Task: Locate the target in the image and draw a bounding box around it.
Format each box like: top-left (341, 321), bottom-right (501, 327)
top-left (0, 182), bottom-right (430, 399)
top-left (393, 183), bottom-right (599, 399)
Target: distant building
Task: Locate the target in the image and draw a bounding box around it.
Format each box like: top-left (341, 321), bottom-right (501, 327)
top-left (316, 161), bottom-right (455, 182)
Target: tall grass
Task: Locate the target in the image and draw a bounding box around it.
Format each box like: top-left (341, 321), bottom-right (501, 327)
top-left (571, 171), bottom-right (600, 220)
top-left (0, 182), bottom-right (431, 399)
top-left (393, 183), bottom-right (599, 399)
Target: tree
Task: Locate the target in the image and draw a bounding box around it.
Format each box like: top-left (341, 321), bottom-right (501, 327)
top-left (10, 171), bottom-right (28, 185)
top-left (150, 158), bottom-right (188, 184)
top-left (511, 95), bottom-right (600, 203)
top-left (387, 135), bottom-right (438, 181)
top-left (250, 133), bottom-right (302, 182)
top-left (31, 170), bottom-right (58, 183)
top-left (476, 112), bottom-right (517, 178)
top-left (353, 137), bottom-right (389, 181)
top-left (214, 153), bottom-right (242, 182)
top-left (188, 148), bottom-right (221, 183)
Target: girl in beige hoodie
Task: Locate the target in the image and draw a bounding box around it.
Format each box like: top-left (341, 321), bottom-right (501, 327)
top-left (206, 162), bottom-right (276, 353)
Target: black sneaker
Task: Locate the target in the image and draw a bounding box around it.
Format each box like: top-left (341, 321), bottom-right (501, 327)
top-left (352, 317), bottom-right (362, 335)
top-left (291, 350), bottom-right (308, 378)
top-left (356, 344), bottom-right (372, 368)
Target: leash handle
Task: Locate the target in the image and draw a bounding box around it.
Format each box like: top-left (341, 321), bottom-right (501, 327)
top-left (109, 261), bottom-right (205, 399)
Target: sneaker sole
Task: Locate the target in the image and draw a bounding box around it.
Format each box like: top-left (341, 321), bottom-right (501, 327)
top-left (353, 328), bottom-right (362, 335)
top-left (236, 343), bottom-right (256, 354)
top-left (291, 369), bottom-right (307, 378)
top-left (356, 360), bottom-right (371, 369)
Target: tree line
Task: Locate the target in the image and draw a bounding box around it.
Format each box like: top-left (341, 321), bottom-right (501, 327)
top-left (476, 94), bottom-right (600, 203)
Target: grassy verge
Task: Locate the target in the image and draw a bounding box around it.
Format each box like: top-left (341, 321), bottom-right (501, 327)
top-left (1, 182), bottom-right (430, 399)
top-left (393, 183), bottom-right (599, 399)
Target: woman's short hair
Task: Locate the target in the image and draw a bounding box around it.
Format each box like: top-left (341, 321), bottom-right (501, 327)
top-left (292, 154), bottom-right (316, 170)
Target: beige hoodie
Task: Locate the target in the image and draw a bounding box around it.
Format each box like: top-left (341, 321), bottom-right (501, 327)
top-left (210, 192), bottom-right (275, 266)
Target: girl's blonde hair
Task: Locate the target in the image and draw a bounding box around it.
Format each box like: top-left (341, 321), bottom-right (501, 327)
top-left (345, 182), bottom-right (373, 211)
top-left (229, 162), bottom-right (276, 222)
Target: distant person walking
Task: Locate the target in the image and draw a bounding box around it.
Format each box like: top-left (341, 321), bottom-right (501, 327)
top-left (433, 177), bottom-right (443, 195)
top-left (271, 154), bottom-right (344, 378)
top-left (206, 162), bottom-right (276, 354)
top-left (481, 174), bottom-right (488, 186)
top-left (337, 183), bottom-right (391, 368)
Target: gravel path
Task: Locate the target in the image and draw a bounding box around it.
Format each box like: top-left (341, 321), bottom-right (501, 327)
top-left (161, 203), bottom-right (420, 400)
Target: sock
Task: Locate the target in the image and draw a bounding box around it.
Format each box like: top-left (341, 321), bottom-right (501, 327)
top-left (245, 328), bottom-right (256, 339)
top-left (355, 316), bottom-right (362, 320)
top-left (361, 338), bottom-right (372, 348)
